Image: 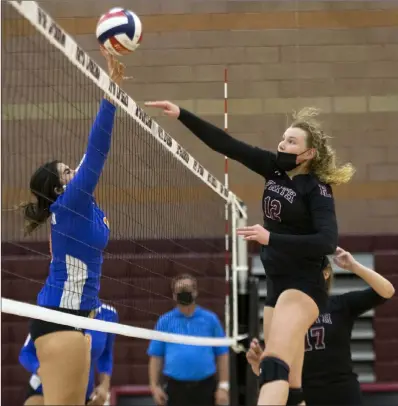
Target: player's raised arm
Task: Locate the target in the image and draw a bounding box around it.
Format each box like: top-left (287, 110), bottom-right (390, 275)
top-left (60, 49), bottom-right (124, 209)
top-left (334, 247), bottom-right (395, 317)
top-left (145, 101), bottom-right (276, 178)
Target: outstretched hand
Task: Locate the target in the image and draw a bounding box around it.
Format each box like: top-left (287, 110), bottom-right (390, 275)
top-left (144, 101), bottom-right (180, 118)
top-left (100, 46), bottom-right (125, 86)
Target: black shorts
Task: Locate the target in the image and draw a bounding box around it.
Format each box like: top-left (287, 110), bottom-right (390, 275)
top-left (164, 375), bottom-right (217, 406)
top-left (264, 274), bottom-right (328, 312)
top-left (29, 306), bottom-right (91, 342)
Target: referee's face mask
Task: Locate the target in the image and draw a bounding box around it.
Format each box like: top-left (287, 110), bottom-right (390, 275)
top-left (174, 279), bottom-right (197, 306)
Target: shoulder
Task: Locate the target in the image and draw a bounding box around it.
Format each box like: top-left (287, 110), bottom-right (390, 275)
top-left (327, 295), bottom-right (347, 312)
top-left (157, 309), bottom-right (178, 325)
top-left (197, 307), bottom-right (221, 323)
top-left (100, 304), bottom-right (119, 322)
top-left (306, 175), bottom-right (333, 197)
top-left (49, 196), bottom-right (62, 214)
top-left (301, 174), bottom-right (329, 192)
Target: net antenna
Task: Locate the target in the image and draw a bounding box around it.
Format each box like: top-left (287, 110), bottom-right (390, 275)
top-left (224, 68), bottom-right (230, 338)
top-left (2, 0), bottom-right (248, 347)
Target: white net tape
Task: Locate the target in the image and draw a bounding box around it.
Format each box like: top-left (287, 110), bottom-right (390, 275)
top-left (2, 298), bottom-right (246, 346)
top-left (2, 0), bottom-right (248, 347)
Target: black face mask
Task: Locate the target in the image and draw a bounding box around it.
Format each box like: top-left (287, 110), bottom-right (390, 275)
top-left (276, 148), bottom-right (313, 172)
top-left (176, 291), bottom-right (195, 306)
top-left (275, 151), bottom-right (300, 172)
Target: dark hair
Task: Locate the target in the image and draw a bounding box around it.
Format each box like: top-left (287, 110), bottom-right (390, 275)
top-left (171, 273), bottom-right (197, 293)
top-left (23, 160), bottom-right (61, 235)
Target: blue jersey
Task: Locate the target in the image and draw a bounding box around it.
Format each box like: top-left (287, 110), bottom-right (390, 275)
top-left (37, 99), bottom-right (116, 310)
top-left (20, 304), bottom-right (118, 400)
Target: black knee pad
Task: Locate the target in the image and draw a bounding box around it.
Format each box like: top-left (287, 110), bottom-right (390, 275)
top-left (287, 388), bottom-right (304, 405)
top-left (259, 356), bottom-right (290, 387)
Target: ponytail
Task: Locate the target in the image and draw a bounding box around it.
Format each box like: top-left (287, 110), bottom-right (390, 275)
top-left (23, 160), bottom-right (61, 235)
top-left (23, 201), bottom-right (51, 236)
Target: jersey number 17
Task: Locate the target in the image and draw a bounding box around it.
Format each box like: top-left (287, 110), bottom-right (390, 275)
top-left (305, 326), bottom-right (326, 352)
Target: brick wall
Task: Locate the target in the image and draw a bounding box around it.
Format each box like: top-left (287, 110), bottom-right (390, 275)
top-left (3, 0), bottom-right (398, 236)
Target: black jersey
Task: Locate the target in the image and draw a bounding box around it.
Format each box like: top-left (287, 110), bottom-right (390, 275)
top-left (178, 108), bottom-right (338, 278)
top-left (302, 288), bottom-right (387, 388)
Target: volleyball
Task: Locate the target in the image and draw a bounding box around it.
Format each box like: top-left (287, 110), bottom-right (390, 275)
top-left (96, 8), bottom-right (143, 56)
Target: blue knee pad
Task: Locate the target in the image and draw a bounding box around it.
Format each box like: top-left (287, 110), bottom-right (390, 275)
top-left (259, 356), bottom-right (290, 387)
top-left (287, 388), bottom-right (304, 405)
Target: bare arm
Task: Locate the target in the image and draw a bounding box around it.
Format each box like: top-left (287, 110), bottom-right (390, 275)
top-left (149, 356), bottom-right (163, 390)
top-left (217, 353), bottom-right (229, 382)
top-left (351, 261), bottom-right (395, 299)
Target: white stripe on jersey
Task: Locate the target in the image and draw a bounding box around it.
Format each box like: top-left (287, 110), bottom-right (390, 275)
top-left (23, 334), bottom-right (31, 347)
top-left (60, 255), bottom-right (88, 310)
top-left (101, 304), bottom-right (117, 313)
top-left (29, 374), bottom-right (41, 390)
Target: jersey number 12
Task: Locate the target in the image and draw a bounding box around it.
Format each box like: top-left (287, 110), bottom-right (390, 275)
top-left (263, 196), bottom-right (282, 222)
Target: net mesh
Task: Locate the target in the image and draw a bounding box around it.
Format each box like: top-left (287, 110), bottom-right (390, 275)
top-left (1, 0), bottom-right (238, 377)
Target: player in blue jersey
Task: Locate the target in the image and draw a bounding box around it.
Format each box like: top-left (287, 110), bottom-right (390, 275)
top-left (21, 48), bottom-right (124, 405)
top-left (20, 304), bottom-right (118, 406)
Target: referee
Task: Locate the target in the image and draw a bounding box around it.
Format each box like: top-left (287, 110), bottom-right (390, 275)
top-left (147, 274), bottom-right (229, 406)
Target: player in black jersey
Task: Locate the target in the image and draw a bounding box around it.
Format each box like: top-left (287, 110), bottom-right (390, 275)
top-left (145, 100), bottom-right (355, 405)
top-left (247, 247), bottom-right (395, 405)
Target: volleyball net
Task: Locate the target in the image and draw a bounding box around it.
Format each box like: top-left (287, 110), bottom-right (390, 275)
top-left (1, 0), bottom-right (248, 357)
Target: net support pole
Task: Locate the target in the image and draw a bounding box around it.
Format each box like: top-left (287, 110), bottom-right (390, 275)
top-left (231, 195), bottom-right (239, 340)
top-left (237, 202), bottom-right (249, 294)
top-left (224, 67), bottom-right (230, 337)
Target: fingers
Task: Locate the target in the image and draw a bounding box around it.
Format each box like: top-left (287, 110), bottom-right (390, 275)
top-left (237, 224), bottom-right (262, 233)
top-left (335, 247), bottom-right (344, 255)
top-left (247, 338), bottom-right (262, 360)
top-left (100, 45), bottom-right (111, 61)
top-left (117, 61), bottom-right (125, 80)
top-left (236, 230), bottom-right (258, 241)
top-left (145, 101), bottom-right (169, 108)
top-left (237, 224), bottom-right (261, 230)
top-left (251, 340), bottom-right (262, 353)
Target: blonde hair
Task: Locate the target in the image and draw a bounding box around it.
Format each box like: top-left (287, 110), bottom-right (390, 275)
top-left (291, 107), bottom-right (355, 185)
top-left (324, 263), bottom-right (334, 294)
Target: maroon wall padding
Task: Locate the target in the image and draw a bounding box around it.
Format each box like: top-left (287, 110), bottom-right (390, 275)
top-left (2, 236), bottom-right (398, 404)
top-left (1, 239), bottom-right (227, 405)
top-left (373, 251), bottom-right (398, 382)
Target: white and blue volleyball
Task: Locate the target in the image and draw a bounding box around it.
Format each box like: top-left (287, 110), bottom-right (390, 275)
top-left (96, 8), bottom-right (143, 56)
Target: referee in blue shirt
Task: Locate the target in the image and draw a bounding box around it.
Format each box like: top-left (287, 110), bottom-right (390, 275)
top-left (148, 274), bottom-right (230, 406)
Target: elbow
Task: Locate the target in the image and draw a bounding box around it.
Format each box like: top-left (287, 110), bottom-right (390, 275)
top-left (319, 234), bottom-right (337, 256)
top-left (383, 282), bottom-right (396, 299)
